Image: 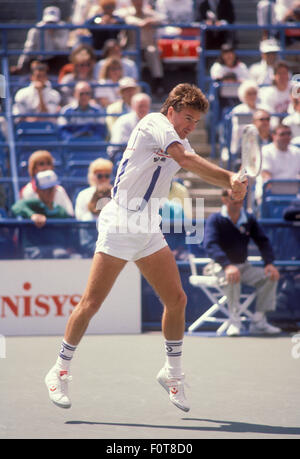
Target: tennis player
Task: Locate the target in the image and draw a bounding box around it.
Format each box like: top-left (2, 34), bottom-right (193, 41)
top-left (45, 83), bottom-right (247, 412)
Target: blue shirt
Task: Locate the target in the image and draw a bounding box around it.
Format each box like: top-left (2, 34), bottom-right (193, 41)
top-left (203, 209), bottom-right (275, 267)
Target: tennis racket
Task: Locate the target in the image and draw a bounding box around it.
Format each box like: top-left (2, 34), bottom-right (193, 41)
top-left (238, 124), bottom-right (262, 182)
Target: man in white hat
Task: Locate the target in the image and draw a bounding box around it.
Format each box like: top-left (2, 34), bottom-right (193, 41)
top-left (13, 6), bottom-right (69, 74)
top-left (249, 38), bottom-right (281, 85)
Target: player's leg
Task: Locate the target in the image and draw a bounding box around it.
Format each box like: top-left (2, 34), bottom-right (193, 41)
top-left (64, 252), bottom-right (127, 346)
top-left (135, 246), bottom-right (190, 412)
top-left (45, 252), bottom-right (127, 408)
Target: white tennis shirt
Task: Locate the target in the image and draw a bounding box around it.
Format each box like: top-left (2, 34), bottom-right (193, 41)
top-left (112, 112), bottom-right (194, 211)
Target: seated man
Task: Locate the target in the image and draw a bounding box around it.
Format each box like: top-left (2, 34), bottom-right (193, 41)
top-left (203, 188), bottom-right (281, 336)
top-left (11, 170), bottom-right (73, 259)
top-left (255, 123), bottom-right (300, 203)
top-left (12, 61), bottom-right (61, 122)
top-left (57, 81), bottom-right (106, 139)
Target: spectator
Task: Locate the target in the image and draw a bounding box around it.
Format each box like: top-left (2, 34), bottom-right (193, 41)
top-left (154, 0), bottom-right (194, 37)
top-left (58, 81), bottom-right (107, 140)
top-left (20, 150), bottom-right (74, 216)
top-left (117, 0), bottom-right (165, 95)
top-left (255, 123), bottom-right (300, 201)
top-left (282, 91), bottom-right (300, 138)
top-left (249, 38), bottom-right (280, 85)
top-left (230, 80), bottom-right (259, 157)
top-left (203, 188), bottom-right (281, 336)
top-left (95, 57), bottom-right (123, 107)
top-left (210, 44), bottom-right (249, 82)
top-left (75, 157), bottom-right (113, 221)
top-left (86, 0), bottom-right (126, 50)
top-left (253, 108), bottom-right (273, 147)
top-left (258, 60), bottom-right (291, 116)
top-left (277, 1), bottom-right (300, 39)
top-left (11, 170), bottom-right (73, 259)
top-left (105, 76), bottom-right (140, 136)
top-left (93, 38), bottom-right (139, 81)
top-left (108, 92), bottom-right (151, 158)
top-left (59, 44), bottom-right (97, 106)
top-left (12, 6), bottom-right (69, 75)
top-left (12, 61), bottom-right (61, 122)
top-left (196, 0), bottom-right (236, 49)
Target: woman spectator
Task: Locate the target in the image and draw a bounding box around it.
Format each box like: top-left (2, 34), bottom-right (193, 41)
top-left (95, 57), bottom-right (123, 107)
top-left (59, 44), bottom-right (97, 106)
top-left (210, 44), bottom-right (249, 82)
top-left (93, 38), bottom-right (138, 81)
top-left (20, 150), bottom-right (74, 216)
top-left (75, 157), bottom-right (113, 221)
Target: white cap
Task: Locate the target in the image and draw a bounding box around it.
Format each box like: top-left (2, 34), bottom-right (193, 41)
top-left (119, 77), bottom-right (138, 90)
top-left (42, 6), bottom-right (61, 23)
top-left (260, 38), bottom-right (280, 53)
top-left (35, 170), bottom-right (59, 189)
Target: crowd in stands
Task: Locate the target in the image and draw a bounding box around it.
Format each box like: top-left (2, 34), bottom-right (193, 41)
top-left (0, 0), bottom-right (300, 262)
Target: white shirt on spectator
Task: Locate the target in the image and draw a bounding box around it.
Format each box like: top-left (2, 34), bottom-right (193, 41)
top-left (13, 81), bottom-right (61, 117)
top-left (249, 60), bottom-right (275, 85)
top-left (75, 185), bottom-right (97, 221)
top-left (210, 62), bottom-right (249, 82)
top-left (261, 142), bottom-right (300, 178)
top-left (258, 84), bottom-right (291, 114)
top-left (282, 112), bottom-right (300, 138)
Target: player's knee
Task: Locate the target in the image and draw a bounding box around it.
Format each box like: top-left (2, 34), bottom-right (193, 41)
top-left (77, 297), bottom-right (101, 319)
top-left (166, 289), bottom-right (187, 312)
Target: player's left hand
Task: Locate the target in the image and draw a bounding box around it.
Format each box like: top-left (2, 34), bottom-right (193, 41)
top-left (264, 264), bottom-right (280, 281)
top-left (230, 172), bottom-right (248, 201)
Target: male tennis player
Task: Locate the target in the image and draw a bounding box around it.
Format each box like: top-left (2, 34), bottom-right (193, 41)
top-left (45, 83), bottom-right (247, 412)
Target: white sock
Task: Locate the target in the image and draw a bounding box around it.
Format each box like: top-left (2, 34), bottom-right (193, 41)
top-left (56, 340), bottom-right (76, 372)
top-left (164, 339), bottom-right (183, 378)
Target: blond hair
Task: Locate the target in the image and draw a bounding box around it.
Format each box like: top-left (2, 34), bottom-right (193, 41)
top-left (28, 150), bottom-right (54, 177)
top-left (88, 158), bottom-right (113, 185)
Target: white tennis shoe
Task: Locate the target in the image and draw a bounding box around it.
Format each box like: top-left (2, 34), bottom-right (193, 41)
top-left (45, 365), bottom-right (72, 409)
top-left (156, 367), bottom-right (190, 412)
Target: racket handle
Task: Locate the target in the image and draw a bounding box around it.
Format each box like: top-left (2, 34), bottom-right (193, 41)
top-left (238, 167), bottom-right (247, 182)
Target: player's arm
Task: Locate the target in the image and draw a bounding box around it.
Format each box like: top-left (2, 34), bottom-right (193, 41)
top-left (167, 142), bottom-right (247, 200)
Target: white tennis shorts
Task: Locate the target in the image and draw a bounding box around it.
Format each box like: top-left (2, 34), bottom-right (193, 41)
top-left (95, 199), bottom-right (168, 261)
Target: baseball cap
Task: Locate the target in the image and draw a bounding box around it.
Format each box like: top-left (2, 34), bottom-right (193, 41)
top-left (35, 170), bottom-right (59, 190)
top-left (42, 6), bottom-right (61, 23)
top-left (119, 77), bottom-right (138, 91)
top-left (259, 38), bottom-right (280, 53)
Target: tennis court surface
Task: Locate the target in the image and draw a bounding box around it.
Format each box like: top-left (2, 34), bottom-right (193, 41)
top-left (1, 332), bottom-right (300, 440)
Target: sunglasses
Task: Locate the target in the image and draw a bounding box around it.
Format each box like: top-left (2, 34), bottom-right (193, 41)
top-left (256, 117), bottom-right (270, 121)
top-left (77, 62), bottom-right (92, 67)
top-left (277, 132), bottom-right (292, 136)
top-left (96, 173), bottom-right (110, 179)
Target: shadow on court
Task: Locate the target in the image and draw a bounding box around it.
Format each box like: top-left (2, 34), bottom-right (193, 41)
top-left (66, 418), bottom-right (300, 436)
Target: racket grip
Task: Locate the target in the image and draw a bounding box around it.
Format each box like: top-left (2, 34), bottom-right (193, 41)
top-left (238, 167), bottom-right (246, 182)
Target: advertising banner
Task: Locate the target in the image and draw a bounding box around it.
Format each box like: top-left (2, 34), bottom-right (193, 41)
top-left (0, 260), bottom-right (141, 336)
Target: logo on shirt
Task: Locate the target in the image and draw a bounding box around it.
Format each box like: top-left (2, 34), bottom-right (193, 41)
top-left (153, 148), bottom-right (169, 163)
